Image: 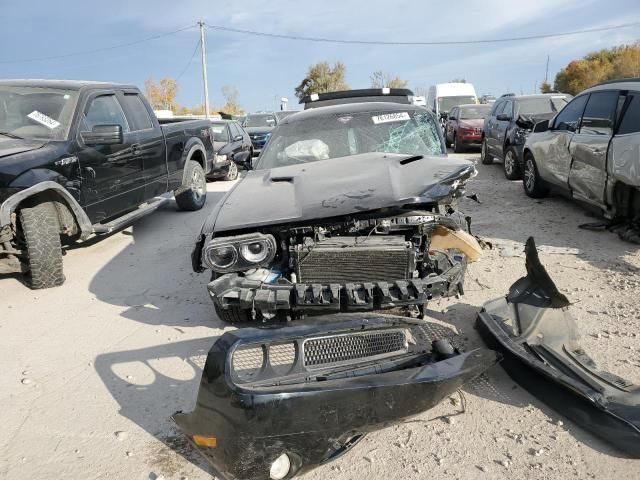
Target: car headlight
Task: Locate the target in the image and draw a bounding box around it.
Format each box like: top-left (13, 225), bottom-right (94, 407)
top-left (269, 453), bottom-right (291, 480)
top-left (514, 128), bottom-right (529, 144)
top-left (202, 233), bottom-right (276, 272)
top-left (216, 154), bottom-right (228, 162)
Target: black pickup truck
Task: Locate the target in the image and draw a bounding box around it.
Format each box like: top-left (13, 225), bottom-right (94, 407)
top-left (0, 79), bottom-right (215, 289)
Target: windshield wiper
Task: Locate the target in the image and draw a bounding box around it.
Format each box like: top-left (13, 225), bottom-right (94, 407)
top-left (0, 131), bottom-right (24, 140)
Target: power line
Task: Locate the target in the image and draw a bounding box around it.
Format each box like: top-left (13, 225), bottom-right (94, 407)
top-left (0, 24), bottom-right (196, 64)
top-left (176, 39), bottom-right (201, 81)
top-left (206, 21), bottom-right (640, 46)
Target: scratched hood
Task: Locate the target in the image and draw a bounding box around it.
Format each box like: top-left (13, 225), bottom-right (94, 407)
top-left (202, 152), bottom-right (475, 234)
top-left (0, 136), bottom-right (46, 159)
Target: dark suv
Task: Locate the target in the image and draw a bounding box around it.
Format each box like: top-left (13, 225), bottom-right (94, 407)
top-left (481, 93), bottom-right (571, 179)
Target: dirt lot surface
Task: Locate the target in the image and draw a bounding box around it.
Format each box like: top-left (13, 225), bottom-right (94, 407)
top-left (1, 151), bottom-right (639, 480)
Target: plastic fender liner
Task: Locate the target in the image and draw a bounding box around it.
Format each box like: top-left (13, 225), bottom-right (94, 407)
top-left (476, 237), bottom-right (640, 457)
top-left (174, 314), bottom-right (499, 480)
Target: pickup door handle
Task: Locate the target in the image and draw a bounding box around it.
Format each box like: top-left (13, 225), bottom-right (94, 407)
top-left (131, 143), bottom-right (141, 155)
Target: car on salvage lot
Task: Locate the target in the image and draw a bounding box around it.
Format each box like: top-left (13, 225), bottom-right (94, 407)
top-left (521, 79), bottom-right (640, 240)
top-left (204, 119), bottom-right (252, 178)
top-left (242, 112), bottom-right (277, 156)
top-left (444, 103), bottom-right (491, 152)
top-left (481, 93), bottom-right (572, 179)
top-left (191, 100), bottom-right (483, 324)
top-left (0, 79), bottom-right (215, 289)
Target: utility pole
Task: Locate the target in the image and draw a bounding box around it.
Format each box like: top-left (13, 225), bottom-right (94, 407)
top-left (544, 54), bottom-right (550, 84)
top-left (198, 20), bottom-right (210, 119)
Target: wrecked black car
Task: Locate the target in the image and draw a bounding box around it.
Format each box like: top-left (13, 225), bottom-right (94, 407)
top-left (174, 313), bottom-right (499, 479)
top-left (192, 102), bottom-right (483, 323)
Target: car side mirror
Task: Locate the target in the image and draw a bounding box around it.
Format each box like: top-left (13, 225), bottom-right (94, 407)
top-left (449, 116), bottom-right (456, 121)
top-left (81, 124), bottom-right (123, 145)
top-left (496, 113), bottom-right (511, 121)
top-left (233, 134), bottom-right (243, 142)
top-left (533, 119), bottom-right (550, 133)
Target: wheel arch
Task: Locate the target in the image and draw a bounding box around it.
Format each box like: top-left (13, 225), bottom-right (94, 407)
top-left (181, 139), bottom-right (207, 184)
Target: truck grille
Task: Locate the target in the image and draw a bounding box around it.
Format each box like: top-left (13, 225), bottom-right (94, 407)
top-left (293, 236), bottom-right (412, 283)
top-left (303, 329), bottom-right (408, 368)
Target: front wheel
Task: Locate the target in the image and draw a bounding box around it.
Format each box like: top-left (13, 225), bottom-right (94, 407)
top-left (175, 160), bottom-right (207, 211)
top-left (503, 146), bottom-right (522, 180)
top-left (224, 161), bottom-right (239, 181)
top-left (214, 304), bottom-right (253, 324)
top-left (19, 202), bottom-right (65, 289)
top-left (481, 139), bottom-right (493, 165)
top-left (523, 153), bottom-right (549, 198)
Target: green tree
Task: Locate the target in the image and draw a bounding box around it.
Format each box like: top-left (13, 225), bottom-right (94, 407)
top-left (370, 70), bottom-right (408, 89)
top-left (295, 61), bottom-right (350, 100)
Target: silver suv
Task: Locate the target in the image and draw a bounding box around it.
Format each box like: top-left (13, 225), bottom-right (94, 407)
top-left (522, 79), bottom-right (640, 220)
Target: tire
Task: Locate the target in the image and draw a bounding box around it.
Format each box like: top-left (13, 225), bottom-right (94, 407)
top-left (175, 160), bottom-right (207, 211)
top-left (19, 202), bottom-right (65, 289)
top-left (503, 146), bottom-right (522, 180)
top-left (445, 132), bottom-right (453, 148)
top-left (453, 134), bottom-right (465, 153)
top-left (224, 160), bottom-right (239, 181)
top-left (523, 152), bottom-right (550, 198)
top-left (214, 304), bottom-right (253, 324)
top-left (481, 138), bottom-right (493, 164)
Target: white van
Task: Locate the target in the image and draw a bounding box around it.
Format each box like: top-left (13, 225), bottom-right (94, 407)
top-left (427, 83), bottom-right (478, 119)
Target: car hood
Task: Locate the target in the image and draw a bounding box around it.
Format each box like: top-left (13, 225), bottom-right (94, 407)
top-left (201, 152), bottom-right (475, 234)
top-left (0, 137), bottom-right (46, 160)
top-left (244, 126), bottom-right (274, 135)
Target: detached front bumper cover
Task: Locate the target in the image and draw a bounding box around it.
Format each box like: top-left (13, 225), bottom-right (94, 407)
top-left (476, 237), bottom-right (640, 457)
top-left (174, 314), bottom-right (499, 480)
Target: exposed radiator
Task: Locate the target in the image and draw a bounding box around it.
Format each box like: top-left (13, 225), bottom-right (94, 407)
top-left (293, 236), bottom-right (413, 283)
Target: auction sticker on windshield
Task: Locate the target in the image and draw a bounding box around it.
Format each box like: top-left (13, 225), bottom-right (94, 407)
top-left (27, 110), bottom-right (60, 129)
top-left (372, 112), bottom-right (410, 124)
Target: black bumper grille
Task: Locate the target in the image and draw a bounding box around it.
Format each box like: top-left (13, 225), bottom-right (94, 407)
top-left (303, 330), bottom-right (408, 368)
top-left (294, 237), bottom-right (412, 283)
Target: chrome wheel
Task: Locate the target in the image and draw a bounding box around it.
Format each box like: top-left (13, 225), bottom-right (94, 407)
top-left (524, 158), bottom-right (535, 191)
top-left (504, 150), bottom-right (515, 176)
top-left (191, 168), bottom-right (205, 200)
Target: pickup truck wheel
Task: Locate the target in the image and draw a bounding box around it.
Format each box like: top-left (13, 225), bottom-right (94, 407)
top-left (481, 139), bottom-right (493, 164)
top-left (214, 304), bottom-right (253, 324)
top-left (503, 146), bottom-right (522, 180)
top-left (175, 160), bottom-right (207, 211)
top-left (523, 153), bottom-right (549, 198)
top-left (224, 161), bottom-right (239, 181)
top-left (19, 203), bottom-right (65, 289)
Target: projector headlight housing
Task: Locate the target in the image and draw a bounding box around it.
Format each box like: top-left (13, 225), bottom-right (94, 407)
top-left (202, 233), bottom-right (277, 272)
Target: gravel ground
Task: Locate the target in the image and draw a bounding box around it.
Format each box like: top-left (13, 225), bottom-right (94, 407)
top-left (1, 151), bottom-right (638, 480)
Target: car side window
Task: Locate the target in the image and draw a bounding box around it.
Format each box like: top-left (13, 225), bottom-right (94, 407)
top-left (229, 123), bottom-right (240, 139)
top-left (449, 107), bottom-right (457, 119)
top-left (553, 94), bottom-right (588, 132)
top-left (120, 93), bottom-right (153, 131)
top-left (618, 94), bottom-right (640, 135)
top-left (579, 91), bottom-right (619, 136)
top-left (84, 94), bottom-right (129, 132)
top-left (502, 101), bottom-right (513, 118)
top-left (492, 101), bottom-right (505, 117)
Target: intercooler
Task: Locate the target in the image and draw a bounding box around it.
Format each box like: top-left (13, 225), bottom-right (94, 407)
top-left (292, 236), bottom-right (414, 283)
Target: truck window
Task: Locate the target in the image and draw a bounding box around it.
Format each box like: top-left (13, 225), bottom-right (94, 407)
top-left (120, 93), bottom-right (153, 131)
top-left (617, 94), bottom-right (640, 135)
top-left (579, 91), bottom-right (619, 136)
top-left (84, 95), bottom-right (129, 132)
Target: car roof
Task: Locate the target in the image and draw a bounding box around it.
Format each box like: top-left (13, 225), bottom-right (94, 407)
top-left (0, 79), bottom-right (138, 91)
top-left (586, 78), bottom-right (640, 93)
top-left (499, 93), bottom-right (571, 102)
top-left (456, 103), bottom-right (490, 108)
top-left (279, 102), bottom-right (429, 125)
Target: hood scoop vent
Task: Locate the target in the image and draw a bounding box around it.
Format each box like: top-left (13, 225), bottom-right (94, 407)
top-left (399, 155), bottom-right (423, 166)
top-left (269, 176), bottom-right (294, 183)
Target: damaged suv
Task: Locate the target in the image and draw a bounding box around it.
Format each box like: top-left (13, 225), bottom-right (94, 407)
top-left (192, 102), bottom-right (481, 323)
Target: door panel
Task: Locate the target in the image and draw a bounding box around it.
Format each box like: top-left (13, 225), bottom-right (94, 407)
top-left (77, 93), bottom-right (145, 222)
top-left (568, 91), bottom-right (619, 205)
top-left (536, 131), bottom-right (573, 187)
top-left (486, 101), bottom-right (505, 154)
top-left (609, 93), bottom-right (640, 188)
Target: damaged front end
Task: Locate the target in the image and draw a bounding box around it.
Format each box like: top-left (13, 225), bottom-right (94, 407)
top-left (174, 314), bottom-right (499, 480)
top-left (194, 154), bottom-right (481, 322)
top-left (476, 237), bottom-right (640, 457)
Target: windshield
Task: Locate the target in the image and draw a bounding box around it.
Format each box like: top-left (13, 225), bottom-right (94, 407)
top-left (257, 109), bottom-right (443, 169)
top-left (438, 96), bottom-right (476, 113)
top-left (210, 123), bottom-right (229, 142)
top-left (243, 114), bottom-right (276, 128)
top-left (518, 97), bottom-right (569, 116)
top-left (0, 86), bottom-right (78, 140)
top-left (459, 105), bottom-right (491, 119)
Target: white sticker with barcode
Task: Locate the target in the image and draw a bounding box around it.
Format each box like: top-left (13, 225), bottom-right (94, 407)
top-left (372, 112), bottom-right (410, 124)
top-left (27, 110), bottom-right (60, 129)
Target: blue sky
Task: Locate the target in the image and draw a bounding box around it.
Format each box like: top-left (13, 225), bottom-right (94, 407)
top-left (2, 1), bottom-right (640, 112)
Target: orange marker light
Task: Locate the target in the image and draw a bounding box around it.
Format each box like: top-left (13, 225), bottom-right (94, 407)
top-left (193, 435), bottom-right (217, 448)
